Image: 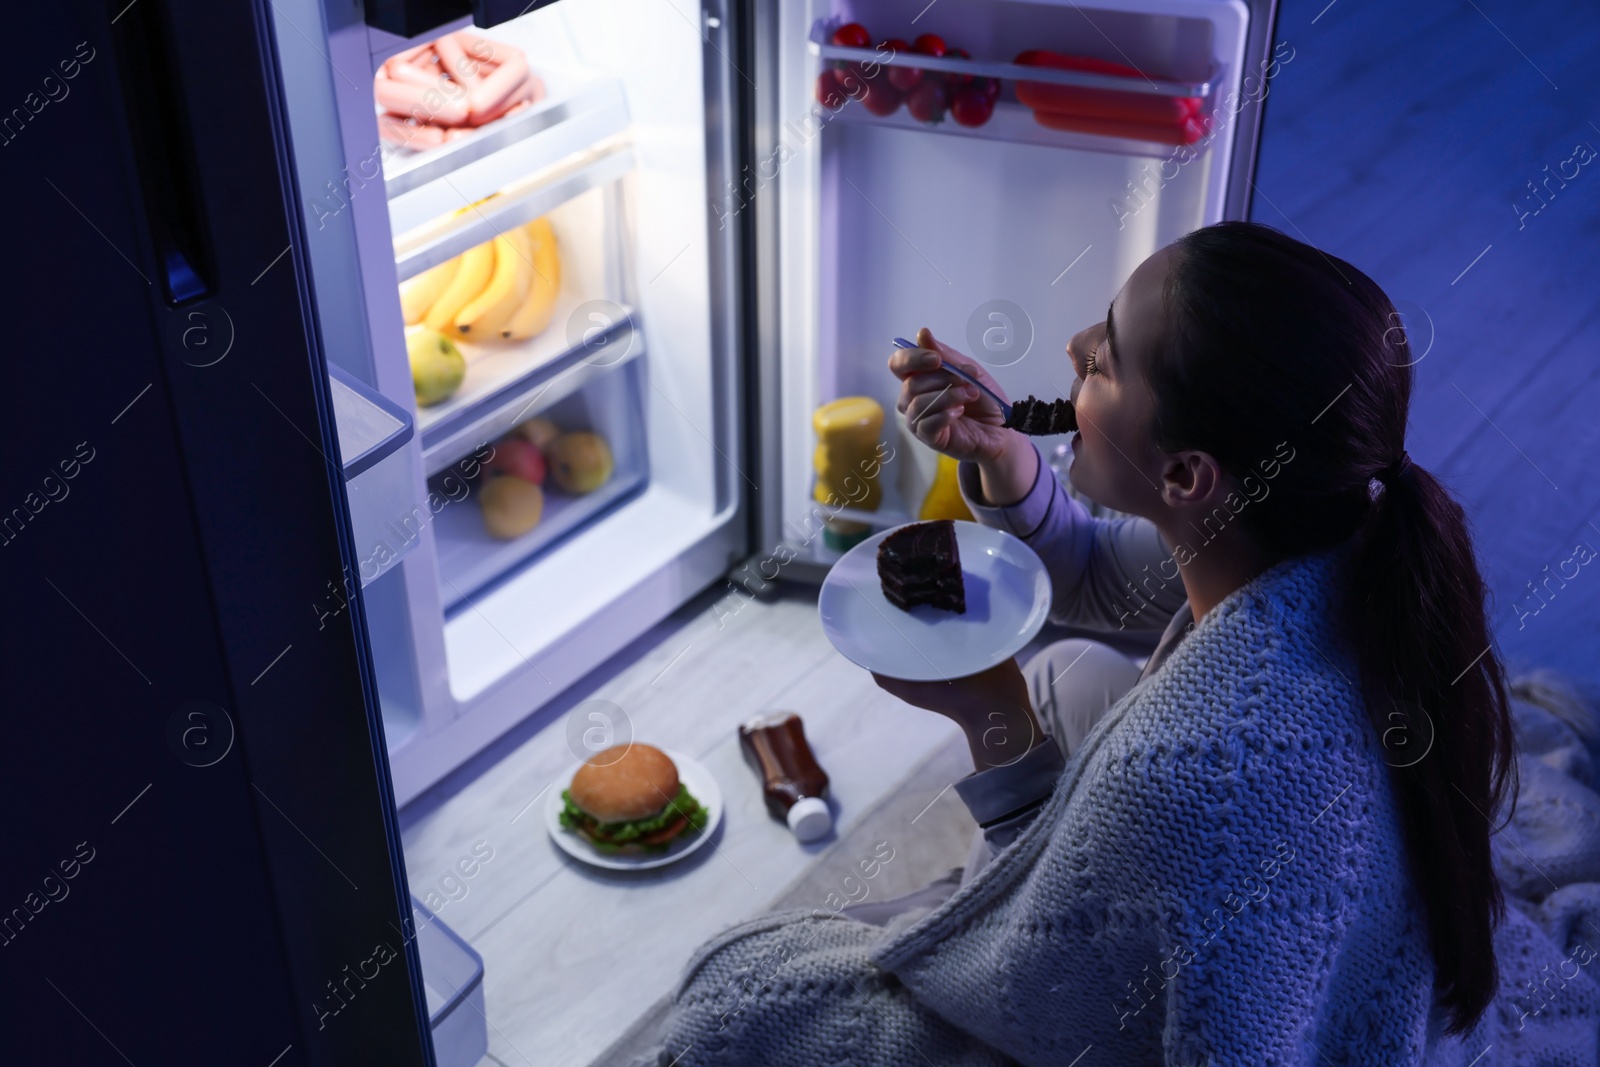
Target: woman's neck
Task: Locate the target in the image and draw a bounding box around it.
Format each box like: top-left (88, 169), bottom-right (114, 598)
top-left (1156, 519), bottom-right (1280, 622)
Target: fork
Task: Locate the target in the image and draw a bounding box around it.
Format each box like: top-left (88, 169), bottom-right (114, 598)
top-left (891, 337), bottom-right (1013, 423)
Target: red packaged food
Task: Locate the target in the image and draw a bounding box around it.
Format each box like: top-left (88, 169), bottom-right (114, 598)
top-left (1014, 49), bottom-right (1202, 128)
top-left (1030, 108), bottom-right (1207, 145)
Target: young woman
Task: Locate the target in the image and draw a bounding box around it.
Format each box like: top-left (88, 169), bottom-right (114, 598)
top-left (643, 222), bottom-right (1535, 1065)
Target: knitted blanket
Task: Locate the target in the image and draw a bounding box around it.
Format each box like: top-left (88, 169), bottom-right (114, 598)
top-left (632, 551), bottom-right (1600, 1066)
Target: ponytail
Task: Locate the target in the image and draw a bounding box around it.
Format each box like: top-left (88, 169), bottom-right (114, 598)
top-left (1348, 457), bottom-right (1517, 1030)
top-left (1153, 220), bottom-right (1518, 1033)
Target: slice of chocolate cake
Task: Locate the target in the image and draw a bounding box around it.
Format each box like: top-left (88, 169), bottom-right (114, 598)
top-left (876, 520), bottom-right (966, 613)
top-left (1003, 395), bottom-right (1077, 435)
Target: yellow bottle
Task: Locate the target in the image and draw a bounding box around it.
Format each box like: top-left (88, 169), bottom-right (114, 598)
top-left (812, 397), bottom-right (884, 551)
top-left (919, 453), bottom-right (974, 522)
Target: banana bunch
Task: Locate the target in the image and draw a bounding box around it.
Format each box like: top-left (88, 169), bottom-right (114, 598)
top-left (399, 217), bottom-right (561, 343)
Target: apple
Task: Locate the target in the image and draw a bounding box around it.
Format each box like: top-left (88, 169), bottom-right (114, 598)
top-left (478, 476), bottom-right (544, 539)
top-left (481, 434), bottom-right (545, 485)
top-left (513, 416), bottom-right (561, 450)
top-left (547, 432), bottom-right (614, 494)
top-left (407, 326), bottom-right (466, 407)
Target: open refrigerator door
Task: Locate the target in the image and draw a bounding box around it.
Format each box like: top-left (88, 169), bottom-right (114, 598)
top-left (269, 0), bottom-right (747, 805)
top-left (748, 0), bottom-right (1280, 578)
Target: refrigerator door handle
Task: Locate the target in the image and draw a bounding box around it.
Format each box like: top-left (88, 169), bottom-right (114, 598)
top-left (108, 0), bottom-right (212, 305)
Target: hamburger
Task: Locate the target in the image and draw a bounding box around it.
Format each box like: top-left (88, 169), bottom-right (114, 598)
top-left (558, 743), bottom-right (709, 854)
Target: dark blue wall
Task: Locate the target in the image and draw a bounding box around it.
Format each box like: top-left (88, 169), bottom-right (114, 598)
top-left (1252, 0), bottom-right (1600, 686)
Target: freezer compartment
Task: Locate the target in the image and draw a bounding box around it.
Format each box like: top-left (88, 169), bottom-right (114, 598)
top-left (805, 0), bottom-right (1239, 153)
top-left (428, 357), bottom-right (649, 610)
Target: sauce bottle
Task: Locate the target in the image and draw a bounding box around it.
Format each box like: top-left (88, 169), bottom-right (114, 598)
top-left (812, 397), bottom-right (883, 552)
top-left (738, 712), bottom-right (832, 842)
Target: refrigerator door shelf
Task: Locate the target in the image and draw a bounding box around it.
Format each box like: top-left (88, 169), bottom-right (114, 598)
top-left (328, 363), bottom-right (423, 588)
top-left (330, 362), bottom-right (416, 478)
top-left (392, 138), bottom-right (634, 281)
top-left (409, 896), bottom-right (488, 1067)
top-left (809, 25), bottom-right (1216, 98)
top-left (384, 71), bottom-right (630, 236)
top-left (431, 356), bottom-right (650, 610)
top-left (808, 96), bottom-right (1219, 157)
top-left (418, 311), bottom-right (639, 476)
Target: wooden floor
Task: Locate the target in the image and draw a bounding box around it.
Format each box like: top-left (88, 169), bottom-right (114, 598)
top-left (399, 585), bottom-right (985, 1067)
top-left (1252, 0), bottom-right (1600, 687)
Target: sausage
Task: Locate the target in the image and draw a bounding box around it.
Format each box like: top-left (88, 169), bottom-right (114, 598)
top-left (373, 76), bottom-right (471, 127)
top-left (436, 32), bottom-right (483, 88)
top-left (467, 51), bottom-right (530, 124)
top-left (1016, 82), bottom-right (1199, 123)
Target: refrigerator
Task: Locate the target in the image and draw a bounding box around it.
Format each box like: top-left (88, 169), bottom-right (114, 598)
top-left (276, 0), bottom-right (1279, 808)
top-left (6, 0), bottom-right (1277, 1062)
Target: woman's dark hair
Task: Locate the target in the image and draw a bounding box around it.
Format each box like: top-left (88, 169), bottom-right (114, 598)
top-left (1151, 220), bottom-right (1516, 1033)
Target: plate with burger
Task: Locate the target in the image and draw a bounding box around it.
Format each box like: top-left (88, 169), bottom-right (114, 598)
top-left (547, 742), bottom-right (722, 870)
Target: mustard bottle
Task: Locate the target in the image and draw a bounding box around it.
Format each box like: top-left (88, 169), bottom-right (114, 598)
top-left (812, 397), bottom-right (883, 552)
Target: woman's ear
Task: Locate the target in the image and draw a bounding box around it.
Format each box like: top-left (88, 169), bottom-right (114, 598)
top-left (1159, 450), bottom-right (1225, 509)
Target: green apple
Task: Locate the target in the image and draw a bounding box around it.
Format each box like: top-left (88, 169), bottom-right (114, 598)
top-left (407, 326), bottom-right (466, 406)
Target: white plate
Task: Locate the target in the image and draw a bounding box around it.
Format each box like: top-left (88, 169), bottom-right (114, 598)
top-left (545, 748), bottom-right (723, 871)
top-left (819, 521), bottom-right (1052, 682)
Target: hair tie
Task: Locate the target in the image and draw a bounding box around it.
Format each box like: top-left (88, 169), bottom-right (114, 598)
top-left (1377, 451), bottom-right (1412, 487)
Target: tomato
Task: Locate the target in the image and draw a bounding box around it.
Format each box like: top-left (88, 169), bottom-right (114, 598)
top-left (879, 37), bottom-right (921, 90)
top-left (815, 70), bottom-right (849, 110)
top-left (888, 64), bottom-right (924, 91)
top-left (911, 33), bottom-right (946, 57)
top-left (859, 79), bottom-right (903, 116)
top-left (944, 46), bottom-right (974, 92)
top-left (980, 76), bottom-right (1002, 101)
top-left (905, 77), bottom-right (947, 123)
top-left (950, 86), bottom-right (995, 127)
top-left (835, 65), bottom-right (868, 98)
top-left (832, 22), bottom-right (871, 48)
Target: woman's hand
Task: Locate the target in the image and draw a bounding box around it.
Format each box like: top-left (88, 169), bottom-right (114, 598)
top-left (889, 327), bottom-right (1014, 465)
top-left (872, 658), bottom-right (1046, 771)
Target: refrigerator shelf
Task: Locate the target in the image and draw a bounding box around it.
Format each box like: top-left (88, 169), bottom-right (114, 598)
top-left (384, 71), bottom-right (631, 241)
top-left (392, 138), bottom-right (633, 282)
top-left (808, 25), bottom-right (1216, 99)
top-left (417, 306), bottom-right (640, 476)
top-left (430, 359), bottom-right (650, 611)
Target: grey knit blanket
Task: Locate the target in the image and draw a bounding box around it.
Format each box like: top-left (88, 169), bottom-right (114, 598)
top-left (629, 556), bottom-right (1600, 1066)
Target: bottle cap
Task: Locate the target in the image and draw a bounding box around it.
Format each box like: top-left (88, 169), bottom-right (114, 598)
top-left (786, 796), bottom-right (832, 842)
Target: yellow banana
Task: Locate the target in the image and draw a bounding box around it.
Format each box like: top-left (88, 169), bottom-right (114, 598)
top-left (423, 240), bottom-right (495, 335)
top-left (454, 229), bottom-right (532, 338)
top-left (502, 217), bottom-right (561, 341)
top-left (399, 257), bottom-right (460, 326)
